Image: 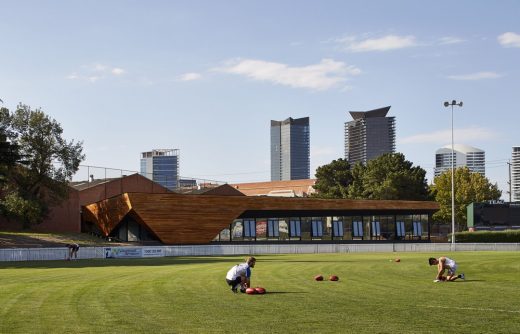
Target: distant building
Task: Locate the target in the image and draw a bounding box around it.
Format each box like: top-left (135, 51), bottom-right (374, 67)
top-left (270, 117), bottom-right (310, 181)
top-left (512, 146), bottom-right (520, 202)
top-left (179, 178), bottom-right (198, 190)
top-left (434, 144), bottom-right (485, 177)
top-left (231, 179), bottom-right (316, 197)
top-left (467, 202), bottom-right (520, 231)
top-left (140, 149), bottom-right (179, 191)
top-left (344, 106), bottom-right (395, 165)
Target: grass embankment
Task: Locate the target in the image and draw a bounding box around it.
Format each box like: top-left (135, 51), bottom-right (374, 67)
top-left (0, 231), bottom-right (136, 248)
top-left (1, 252), bottom-right (519, 333)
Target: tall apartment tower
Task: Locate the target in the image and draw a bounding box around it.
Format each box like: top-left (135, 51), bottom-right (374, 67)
top-left (271, 117), bottom-right (310, 181)
top-left (512, 146), bottom-right (520, 202)
top-left (434, 144), bottom-right (485, 177)
top-left (140, 149), bottom-right (179, 191)
top-left (344, 106), bottom-right (395, 165)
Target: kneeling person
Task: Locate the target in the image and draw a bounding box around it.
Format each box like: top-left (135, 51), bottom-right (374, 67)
top-left (429, 256), bottom-right (465, 282)
top-left (226, 257), bottom-right (256, 293)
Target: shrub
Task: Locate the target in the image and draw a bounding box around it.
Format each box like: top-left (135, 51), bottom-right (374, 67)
top-left (454, 230), bottom-right (520, 243)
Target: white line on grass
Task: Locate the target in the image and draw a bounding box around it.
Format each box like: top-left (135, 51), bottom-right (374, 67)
top-left (419, 305), bottom-right (520, 314)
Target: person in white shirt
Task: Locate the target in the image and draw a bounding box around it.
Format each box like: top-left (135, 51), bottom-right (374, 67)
top-left (226, 257), bottom-right (256, 293)
top-left (429, 256), bottom-right (465, 282)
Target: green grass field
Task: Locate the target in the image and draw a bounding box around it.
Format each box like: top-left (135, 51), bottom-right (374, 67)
top-left (1, 252), bottom-right (519, 333)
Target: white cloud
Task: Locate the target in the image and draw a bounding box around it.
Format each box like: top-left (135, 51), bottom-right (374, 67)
top-left (498, 32), bottom-right (520, 48)
top-left (337, 34), bottom-right (417, 52)
top-left (178, 72), bottom-right (202, 81)
top-left (447, 71), bottom-right (502, 80)
top-left (399, 126), bottom-right (499, 145)
top-left (67, 63), bottom-right (127, 82)
top-left (438, 36), bottom-right (464, 45)
top-left (214, 58), bottom-right (361, 91)
top-left (111, 68), bottom-right (126, 75)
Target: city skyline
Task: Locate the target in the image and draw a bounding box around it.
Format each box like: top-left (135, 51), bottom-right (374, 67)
top-left (1, 1), bottom-right (519, 199)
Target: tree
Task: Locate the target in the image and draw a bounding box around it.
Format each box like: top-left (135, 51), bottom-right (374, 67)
top-left (0, 103), bottom-right (85, 228)
top-left (430, 167), bottom-right (501, 231)
top-left (313, 159), bottom-right (352, 198)
top-left (347, 153), bottom-right (430, 200)
top-left (313, 153), bottom-right (430, 201)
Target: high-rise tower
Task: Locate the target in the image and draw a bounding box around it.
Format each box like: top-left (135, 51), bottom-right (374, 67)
top-left (512, 146), bottom-right (520, 202)
top-left (344, 106), bottom-right (395, 165)
top-left (271, 117), bottom-right (310, 181)
top-left (434, 144), bottom-right (485, 177)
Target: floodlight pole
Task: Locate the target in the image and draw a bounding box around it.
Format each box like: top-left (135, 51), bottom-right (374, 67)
top-left (444, 100), bottom-right (463, 246)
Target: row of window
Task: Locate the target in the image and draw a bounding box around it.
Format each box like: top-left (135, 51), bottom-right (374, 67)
top-left (213, 215), bottom-right (430, 242)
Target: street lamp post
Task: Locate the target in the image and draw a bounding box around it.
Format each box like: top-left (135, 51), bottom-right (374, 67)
top-left (444, 100), bottom-right (463, 246)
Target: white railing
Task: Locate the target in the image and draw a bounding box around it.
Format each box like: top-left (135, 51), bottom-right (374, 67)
top-left (1, 243), bottom-right (519, 262)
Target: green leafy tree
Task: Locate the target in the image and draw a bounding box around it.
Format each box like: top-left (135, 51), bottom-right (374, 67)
top-left (430, 167), bottom-right (501, 231)
top-left (348, 153), bottom-right (430, 200)
top-left (313, 159), bottom-right (352, 198)
top-left (0, 103), bottom-right (85, 228)
top-left (314, 153), bottom-right (430, 201)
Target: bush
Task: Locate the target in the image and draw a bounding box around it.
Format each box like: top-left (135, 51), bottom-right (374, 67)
top-left (454, 230), bottom-right (520, 243)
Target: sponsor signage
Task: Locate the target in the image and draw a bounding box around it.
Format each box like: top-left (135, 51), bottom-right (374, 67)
top-left (104, 247), bottom-right (164, 259)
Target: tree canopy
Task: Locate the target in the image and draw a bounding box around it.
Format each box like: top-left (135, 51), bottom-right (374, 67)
top-left (313, 158), bottom-right (352, 198)
top-left (313, 153), bottom-right (430, 201)
top-left (430, 167), bottom-right (501, 231)
top-left (0, 104), bottom-right (85, 228)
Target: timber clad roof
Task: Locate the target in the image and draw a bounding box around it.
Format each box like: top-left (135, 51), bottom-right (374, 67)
top-left (83, 192), bottom-right (439, 245)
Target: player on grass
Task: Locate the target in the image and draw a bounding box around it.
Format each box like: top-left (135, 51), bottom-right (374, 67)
top-left (225, 256), bottom-right (256, 293)
top-left (429, 256), bottom-right (465, 282)
top-left (66, 243), bottom-right (80, 260)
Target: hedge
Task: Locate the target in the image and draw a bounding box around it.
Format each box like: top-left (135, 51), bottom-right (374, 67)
top-left (454, 230), bottom-right (520, 243)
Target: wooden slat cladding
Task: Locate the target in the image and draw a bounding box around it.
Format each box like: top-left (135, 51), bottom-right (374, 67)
top-left (83, 193), bottom-right (133, 236)
top-left (84, 192), bottom-right (439, 245)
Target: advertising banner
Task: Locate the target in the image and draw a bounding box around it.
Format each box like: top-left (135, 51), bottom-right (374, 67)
top-left (104, 247), bottom-right (142, 259)
top-left (143, 247), bottom-right (164, 257)
top-left (104, 247), bottom-right (164, 259)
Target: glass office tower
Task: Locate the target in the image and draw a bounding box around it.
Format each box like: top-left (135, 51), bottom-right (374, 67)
top-left (140, 149), bottom-right (179, 191)
top-left (344, 106), bottom-right (395, 165)
top-left (271, 117), bottom-right (310, 181)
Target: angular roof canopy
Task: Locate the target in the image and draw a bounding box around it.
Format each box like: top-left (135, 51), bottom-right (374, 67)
top-left (349, 106), bottom-right (391, 120)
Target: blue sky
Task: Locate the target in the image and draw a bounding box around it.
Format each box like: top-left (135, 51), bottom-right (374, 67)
top-left (1, 1), bottom-right (519, 197)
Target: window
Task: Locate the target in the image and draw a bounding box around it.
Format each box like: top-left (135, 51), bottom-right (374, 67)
top-left (311, 219), bottom-right (323, 237)
top-left (333, 220), bottom-right (344, 237)
top-left (413, 221), bottom-right (422, 237)
top-left (267, 219), bottom-right (279, 237)
top-left (289, 219), bottom-right (301, 237)
top-left (396, 221), bottom-right (406, 237)
top-left (244, 219), bottom-right (256, 237)
top-left (353, 221), bottom-right (363, 237)
top-left (371, 221), bottom-right (381, 237)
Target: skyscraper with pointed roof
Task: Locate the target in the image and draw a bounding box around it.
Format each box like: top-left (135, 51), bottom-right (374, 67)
top-left (344, 106), bottom-right (396, 165)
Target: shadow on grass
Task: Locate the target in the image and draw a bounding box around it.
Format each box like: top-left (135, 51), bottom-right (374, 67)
top-left (260, 259), bottom-right (349, 263)
top-left (0, 255), bottom-right (248, 270)
top-left (265, 291), bottom-right (308, 294)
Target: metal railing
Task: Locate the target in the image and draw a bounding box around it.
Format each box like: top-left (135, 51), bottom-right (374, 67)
top-left (1, 243), bottom-right (519, 262)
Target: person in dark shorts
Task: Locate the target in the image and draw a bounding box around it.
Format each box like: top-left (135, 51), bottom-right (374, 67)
top-left (225, 257), bottom-right (256, 293)
top-left (66, 243), bottom-right (80, 260)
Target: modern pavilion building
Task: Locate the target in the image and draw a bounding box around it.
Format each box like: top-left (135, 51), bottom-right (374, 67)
top-left (140, 149), bottom-right (179, 191)
top-left (270, 117), bottom-right (310, 181)
top-left (344, 106), bottom-right (396, 165)
top-left (434, 144), bottom-right (485, 178)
